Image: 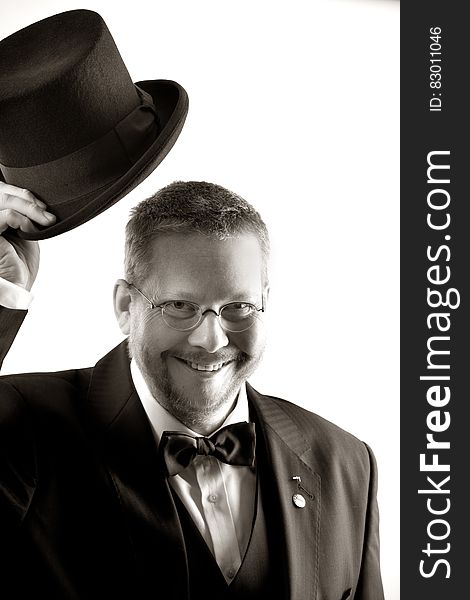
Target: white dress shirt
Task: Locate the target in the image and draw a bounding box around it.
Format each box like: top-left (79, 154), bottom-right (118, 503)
top-left (0, 277), bottom-right (33, 309)
top-left (130, 360), bottom-right (257, 583)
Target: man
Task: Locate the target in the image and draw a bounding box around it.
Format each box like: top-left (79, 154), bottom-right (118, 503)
top-left (0, 180), bottom-right (384, 599)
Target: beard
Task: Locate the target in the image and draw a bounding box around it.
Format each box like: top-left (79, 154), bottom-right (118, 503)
top-left (128, 336), bottom-right (264, 431)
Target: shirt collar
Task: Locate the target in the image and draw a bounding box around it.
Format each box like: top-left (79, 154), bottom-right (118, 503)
top-left (130, 358), bottom-right (250, 443)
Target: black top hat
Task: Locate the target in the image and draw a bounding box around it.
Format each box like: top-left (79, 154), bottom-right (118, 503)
top-left (0, 9), bottom-right (189, 240)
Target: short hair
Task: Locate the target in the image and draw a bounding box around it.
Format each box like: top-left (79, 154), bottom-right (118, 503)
top-left (124, 181), bottom-right (270, 285)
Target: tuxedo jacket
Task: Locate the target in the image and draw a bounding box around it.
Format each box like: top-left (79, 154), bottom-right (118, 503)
top-left (0, 307), bottom-right (384, 600)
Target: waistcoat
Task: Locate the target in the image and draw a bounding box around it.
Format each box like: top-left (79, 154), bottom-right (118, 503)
top-left (171, 428), bottom-right (287, 600)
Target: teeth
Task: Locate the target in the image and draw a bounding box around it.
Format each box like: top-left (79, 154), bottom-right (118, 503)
top-left (186, 361), bottom-right (225, 372)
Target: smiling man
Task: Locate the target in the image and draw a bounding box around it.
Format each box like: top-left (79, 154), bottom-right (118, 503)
top-left (0, 181), bottom-right (384, 599)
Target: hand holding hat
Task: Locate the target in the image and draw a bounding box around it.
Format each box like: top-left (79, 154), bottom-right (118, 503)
top-left (0, 9), bottom-right (189, 240)
top-left (0, 182), bottom-right (53, 291)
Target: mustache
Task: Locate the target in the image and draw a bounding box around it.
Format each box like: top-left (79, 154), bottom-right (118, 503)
top-left (162, 350), bottom-right (249, 364)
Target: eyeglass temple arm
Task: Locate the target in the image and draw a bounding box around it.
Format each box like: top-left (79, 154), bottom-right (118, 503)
top-left (128, 282), bottom-right (156, 309)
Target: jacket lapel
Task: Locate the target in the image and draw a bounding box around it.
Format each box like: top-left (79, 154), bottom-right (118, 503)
top-left (248, 385), bottom-right (321, 600)
top-left (85, 341), bottom-right (189, 599)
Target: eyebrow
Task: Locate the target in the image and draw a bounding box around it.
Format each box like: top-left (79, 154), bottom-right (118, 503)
top-left (152, 290), bottom-right (260, 304)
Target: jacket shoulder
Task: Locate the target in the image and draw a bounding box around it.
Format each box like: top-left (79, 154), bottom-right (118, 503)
top-left (2, 362), bottom-right (90, 389)
top-left (0, 365), bottom-right (93, 427)
top-left (253, 389), bottom-right (373, 466)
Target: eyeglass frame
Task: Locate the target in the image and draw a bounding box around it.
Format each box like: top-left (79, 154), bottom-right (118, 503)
top-left (127, 282), bottom-right (265, 332)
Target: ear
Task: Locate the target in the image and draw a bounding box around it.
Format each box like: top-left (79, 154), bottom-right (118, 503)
top-left (113, 279), bottom-right (132, 335)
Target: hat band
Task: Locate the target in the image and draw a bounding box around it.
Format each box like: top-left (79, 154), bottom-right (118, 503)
top-left (0, 87), bottom-right (159, 205)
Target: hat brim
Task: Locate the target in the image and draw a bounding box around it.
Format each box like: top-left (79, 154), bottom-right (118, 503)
top-left (15, 79), bottom-right (188, 241)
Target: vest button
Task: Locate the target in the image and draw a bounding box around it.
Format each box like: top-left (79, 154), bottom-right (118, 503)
top-left (227, 568), bottom-right (236, 579)
top-left (208, 493), bottom-right (218, 503)
top-left (292, 493), bottom-right (306, 508)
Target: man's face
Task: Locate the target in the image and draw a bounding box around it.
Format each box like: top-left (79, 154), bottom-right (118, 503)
top-left (122, 232), bottom-right (267, 430)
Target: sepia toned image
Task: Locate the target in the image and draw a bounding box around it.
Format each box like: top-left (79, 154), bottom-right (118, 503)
top-left (1, 1), bottom-right (399, 598)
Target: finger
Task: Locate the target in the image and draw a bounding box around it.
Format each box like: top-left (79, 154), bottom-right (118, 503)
top-left (0, 209), bottom-right (40, 234)
top-left (0, 194), bottom-right (55, 226)
top-left (0, 182), bottom-right (47, 208)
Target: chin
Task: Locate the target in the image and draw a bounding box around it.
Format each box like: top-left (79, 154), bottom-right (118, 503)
top-left (164, 380), bottom-right (239, 423)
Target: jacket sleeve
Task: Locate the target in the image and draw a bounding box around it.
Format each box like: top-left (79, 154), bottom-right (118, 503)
top-left (0, 306), bottom-right (36, 536)
top-left (0, 380), bottom-right (37, 539)
top-left (354, 443), bottom-right (385, 600)
top-left (0, 306), bottom-right (27, 370)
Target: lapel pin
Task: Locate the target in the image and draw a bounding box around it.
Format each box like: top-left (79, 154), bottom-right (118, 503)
top-left (291, 474), bottom-right (314, 500)
top-left (292, 493), bottom-right (306, 508)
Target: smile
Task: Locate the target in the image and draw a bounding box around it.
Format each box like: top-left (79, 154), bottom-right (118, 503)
top-left (185, 361), bottom-right (226, 372)
top-left (173, 357), bottom-right (232, 374)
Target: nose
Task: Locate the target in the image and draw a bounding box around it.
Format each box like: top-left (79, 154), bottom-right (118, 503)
top-left (187, 312), bottom-right (229, 353)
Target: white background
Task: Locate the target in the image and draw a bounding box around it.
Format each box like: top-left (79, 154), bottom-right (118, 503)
top-left (1, 1), bottom-right (399, 597)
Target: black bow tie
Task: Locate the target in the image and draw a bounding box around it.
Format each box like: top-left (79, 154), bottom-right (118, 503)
top-left (159, 422), bottom-right (256, 477)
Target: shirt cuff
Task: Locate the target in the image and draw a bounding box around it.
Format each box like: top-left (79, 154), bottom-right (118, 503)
top-left (0, 277), bottom-right (33, 309)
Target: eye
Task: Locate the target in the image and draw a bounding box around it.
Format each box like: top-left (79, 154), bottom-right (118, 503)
top-left (163, 301), bottom-right (198, 317)
top-left (221, 302), bottom-right (256, 320)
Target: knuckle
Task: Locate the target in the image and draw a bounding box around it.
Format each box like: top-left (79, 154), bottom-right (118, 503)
top-left (1, 193), bottom-right (16, 208)
top-left (4, 209), bottom-right (26, 227)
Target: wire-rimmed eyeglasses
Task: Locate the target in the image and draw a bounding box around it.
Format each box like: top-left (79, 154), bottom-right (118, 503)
top-left (129, 283), bottom-right (265, 333)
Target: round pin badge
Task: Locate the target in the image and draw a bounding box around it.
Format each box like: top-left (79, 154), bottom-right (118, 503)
top-left (292, 493), bottom-right (306, 508)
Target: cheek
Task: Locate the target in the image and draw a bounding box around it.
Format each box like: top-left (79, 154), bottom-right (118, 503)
top-left (229, 324), bottom-right (266, 356)
top-left (130, 311), bottom-right (182, 356)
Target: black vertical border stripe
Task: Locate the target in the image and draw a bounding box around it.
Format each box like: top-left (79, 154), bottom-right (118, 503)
top-left (401, 3), bottom-right (469, 598)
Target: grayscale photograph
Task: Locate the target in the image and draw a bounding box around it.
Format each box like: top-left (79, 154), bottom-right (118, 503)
top-left (0, 2), bottom-right (399, 598)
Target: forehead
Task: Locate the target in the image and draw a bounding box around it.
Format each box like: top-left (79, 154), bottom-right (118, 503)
top-left (143, 232), bottom-right (265, 299)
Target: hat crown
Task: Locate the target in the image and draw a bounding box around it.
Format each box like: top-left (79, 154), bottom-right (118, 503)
top-left (0, 9), bottom-right (139, 166)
